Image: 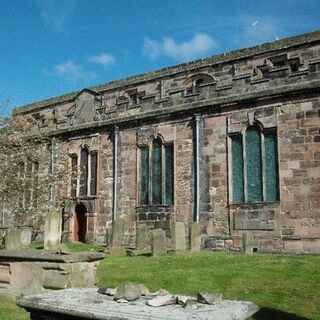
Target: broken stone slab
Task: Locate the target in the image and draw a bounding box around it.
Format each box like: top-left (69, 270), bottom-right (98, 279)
top-left (146, 295), bottom-right (176, 307)
top-left (197, 292), bottom-right (223, 304)
top-left (151, 288), bottom-right (170, 296)
top-left (114, 283), bottom-right (141, 301)
top-left (183, 299), bottom-right (199, 310)
top-left (98, 287), bottom-right (117, 296)
top-left (138, 284), bottom-right (150, 296)
top-left (17, 288), bottom-right (260, 320)
top-left (117, 299), bottom-right (128, 303)
top-left (176, 295), bottom-right (196, 305)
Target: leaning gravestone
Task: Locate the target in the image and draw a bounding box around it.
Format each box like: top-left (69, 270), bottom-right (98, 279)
top-left (44, 210), bottom-right (62, 251)
top-left (136, 224), bottom-right (149, 249)
top-left (189, 222), bottom-right (201, 252)
top-left (111, 216), bottom-right (125, 247)
top-left (151, 229), bottom-right (167, 256)
top-left (171, 221), bottom-right (187, 251)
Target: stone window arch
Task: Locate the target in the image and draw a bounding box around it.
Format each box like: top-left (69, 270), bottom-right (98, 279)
top-left (139, 136), bottom-right (174, 206)
top-left (184, 73), bottom-right (214, 94)
top-left (230, 123), bottom-right (279, 203)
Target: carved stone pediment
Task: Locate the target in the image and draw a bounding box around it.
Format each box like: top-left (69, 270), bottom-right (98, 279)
top-left (68, 89), bottom-right (101, 126)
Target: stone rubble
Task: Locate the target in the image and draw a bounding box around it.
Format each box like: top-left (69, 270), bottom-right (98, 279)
top-left (197, 292), bottom-right (223, 304)
top-left (176, 295), bottom-right (196, 305)
top-left (98, 283), bottom-right (225, 309)
top-left (98, 287), bottom-right (117, 296)
top-left (114, 283), bottom-right (142, 301)
top-left (147, 295), bottom-right (176, 307)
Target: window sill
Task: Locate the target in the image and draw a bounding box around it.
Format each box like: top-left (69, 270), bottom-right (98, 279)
top-left (136, 204), bottom-right (173, 209)
top-left (229, 201), bottom-right (280, 207)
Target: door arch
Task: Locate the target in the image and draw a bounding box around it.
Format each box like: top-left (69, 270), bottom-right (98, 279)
top-left (74, 202), bottom-right (87, 242)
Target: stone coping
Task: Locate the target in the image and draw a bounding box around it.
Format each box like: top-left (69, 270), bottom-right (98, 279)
top-left (13, 30), bottom-right (320, 114)
top-left (17, 288), bottom-right (259, 320)
top-left (0, 250), bottom-right (106, 263)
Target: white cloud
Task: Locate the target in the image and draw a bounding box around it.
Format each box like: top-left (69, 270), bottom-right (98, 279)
top-left (53, 61), bottom-right (95, 82)
top-left (37, 0), bottom-right (76, 31)
top-left (144, 33), bottom-right (217, 61)
top-left (89, 53), bottom-right (115, 67)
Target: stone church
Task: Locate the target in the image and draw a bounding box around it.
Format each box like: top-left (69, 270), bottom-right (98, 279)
top-left (12, 30), bottom-right (320, 253)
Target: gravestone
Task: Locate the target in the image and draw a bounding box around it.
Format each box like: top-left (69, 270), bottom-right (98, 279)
top-left (136, 224), bottom-right (149, 249)
top-left (171, 221), bottom-right (187, 251)
top-left (5, 227), bottom-right (22, 250)
top-left (44, 210), bottom-right (62, 251)
top-left (111, 216), bottom-right (125, 247)
top-left (243, 234), bottom-right (256, 254)
top-left (20, 227), bottom-right (32, 248)
top-left (189, 222), bottom-right (201, 252)
top-left (151, 229), bottom-right (167, 256)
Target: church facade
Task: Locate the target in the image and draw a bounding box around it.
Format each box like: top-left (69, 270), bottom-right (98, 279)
top-left (13, 31), bottom-right (320, 253)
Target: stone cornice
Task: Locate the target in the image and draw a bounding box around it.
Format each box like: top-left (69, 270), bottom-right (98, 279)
top-left (47, 79), bottom-right (320, 137)
top-left (13, 30), bottom-right (320, 116)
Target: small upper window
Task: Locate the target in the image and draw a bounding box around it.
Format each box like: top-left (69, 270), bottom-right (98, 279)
top-left (184, 74), bottom-right (214, 94)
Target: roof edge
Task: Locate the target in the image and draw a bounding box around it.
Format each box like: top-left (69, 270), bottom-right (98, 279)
top-left (13, 29), bottom-right (320, 115)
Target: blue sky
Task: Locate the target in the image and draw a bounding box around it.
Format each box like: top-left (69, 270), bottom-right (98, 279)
top-left (0, 0), bottom-right (319, 111)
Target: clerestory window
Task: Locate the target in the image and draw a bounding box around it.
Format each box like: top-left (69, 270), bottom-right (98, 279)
top-left (230, 125), bottom-right (279, 203)
top-left (139, 138), bottom-right (174, 205)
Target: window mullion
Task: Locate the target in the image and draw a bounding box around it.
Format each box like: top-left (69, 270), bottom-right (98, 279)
top-left (242, 132), bottom-right (248, 202)
top-left (261, 131), bottom-right (266, 202)
top-left (162, 144), bottom-right (165, 205)
top-left (149, 143), bottom-right (152, 205)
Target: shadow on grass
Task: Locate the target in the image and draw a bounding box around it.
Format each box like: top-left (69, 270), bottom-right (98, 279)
top-left (137, 253), bottom-right (152, 257)
top-left (253, 308), bottom-right (310, 320)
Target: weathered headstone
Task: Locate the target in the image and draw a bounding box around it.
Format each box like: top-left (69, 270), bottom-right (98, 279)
top-left (44, 210), bottom-right (62, 251)
top-left (189, 222), bottom-right (201, 252)
top-left (136, 224), bottom-right (149, 249)
top-left (151, 229), bottom-right (167, 256)
top-left (5, 227), bottom-right (22, 250)
top-left (20, 227), bottom-right (32, 248)
top-left (171, 221), bottom-right (187, 251)
top-left (243, 234), bottom-right (256, 254)
top-left (111, 216), bottom-right (125, 248)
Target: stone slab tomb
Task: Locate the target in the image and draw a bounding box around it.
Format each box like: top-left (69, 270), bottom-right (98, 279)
top-left (17, 288), bottom-right (259, 320)
top-left (0, 250), bottom-right (105, 295)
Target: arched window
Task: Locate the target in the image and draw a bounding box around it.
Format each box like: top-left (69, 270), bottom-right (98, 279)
top-left (185, 74), bottom-right (214, 94)
top-left (139, 138), bottom-right (174, 205)
top-left (194, 78), bottom-right (204, 92)
top-left (230, 125), bottom-right (278, 203)
top-left (70, 147), bottom-right (98, 198)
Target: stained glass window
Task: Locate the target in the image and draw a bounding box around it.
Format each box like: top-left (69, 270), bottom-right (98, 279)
top-left (79, 147), bottom-right (89, 196)
top-left (231, 126), bottom-right (278, 203)
top-left (139, 139), bottom-right (174, 205)
top-left (90, 152), bottom-right (98, 196)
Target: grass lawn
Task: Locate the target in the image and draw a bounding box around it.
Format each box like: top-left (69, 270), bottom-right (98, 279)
top-left (1, 247), bottom-right (319, 320)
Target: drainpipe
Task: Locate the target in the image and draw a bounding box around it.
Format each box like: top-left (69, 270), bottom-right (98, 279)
top-left (112, 126), bottom-right (119, 221)
top-left (194, 114), bottom-right (201, 223)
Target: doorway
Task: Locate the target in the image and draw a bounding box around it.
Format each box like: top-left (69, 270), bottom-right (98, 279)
top-left (74, 203), bottom-right (87, 242)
